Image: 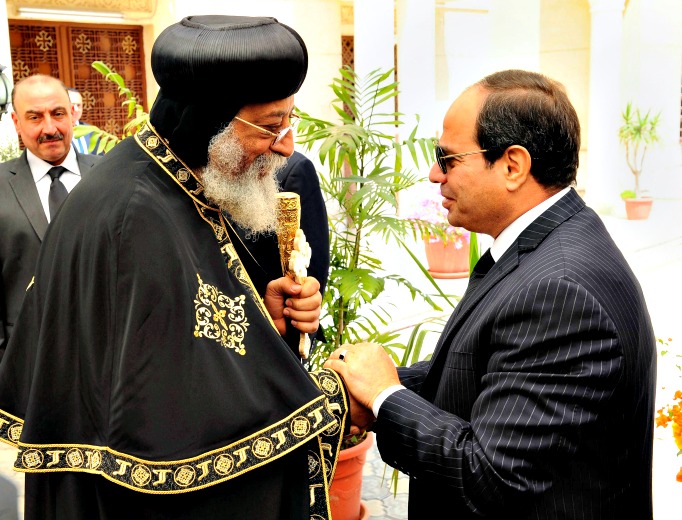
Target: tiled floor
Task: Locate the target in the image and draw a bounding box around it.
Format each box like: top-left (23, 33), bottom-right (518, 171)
top-left (361, 440), bottom-right (408, 519)
top-left (0, 443), bottom-right (21, 519)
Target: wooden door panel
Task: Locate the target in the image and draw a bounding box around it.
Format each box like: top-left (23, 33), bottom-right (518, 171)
top-left (8, 22), bottom-right (62, 79)
top-left (9, 19), bottom-right (147, 138)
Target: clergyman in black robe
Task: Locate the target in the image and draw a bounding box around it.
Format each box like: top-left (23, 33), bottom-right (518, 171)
top-left (0, 15), bottom-right (349, 520)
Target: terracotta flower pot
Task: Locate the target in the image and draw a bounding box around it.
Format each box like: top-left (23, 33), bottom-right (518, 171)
top-left (423, 236), bottom-right (470, 279)
top-left (329, 432), bottom-right (374, 520)
top-left (623, 197), bottom-right (653, 220)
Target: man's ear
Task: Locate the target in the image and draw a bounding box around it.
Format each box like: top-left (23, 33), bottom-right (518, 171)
top-left (11, 112), bottom-right (19, 134)
top-left (502, 145), bottom-right (532, 192)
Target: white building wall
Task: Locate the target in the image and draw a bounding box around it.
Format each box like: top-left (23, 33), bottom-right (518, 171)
top-left (583, 0), bottom-right (626, 211)
top-left (436, 3), bottom-right (492, 117)
top-left (489, 0), bottom-right (541, 72)
top-left (621, 0), bottom-right (682, 199)
top-left (539, 0), bottom-right (591, 193)
top-left (353, 0), bottom-right (394, 80)
top-left (353, 0), bottom-right (395, 121)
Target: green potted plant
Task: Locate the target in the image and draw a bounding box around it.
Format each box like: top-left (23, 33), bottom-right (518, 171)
top-left (618, 102), bottom-right (660, 220)
top-left (296, 66), bottom-right (455, 520)
top-left (297, 66), bottom-right (454, 371)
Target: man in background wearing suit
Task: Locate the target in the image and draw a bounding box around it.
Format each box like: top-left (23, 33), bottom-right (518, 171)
top-left (327, 69), bottom-right (656, 519)
top-left (67, 87), bottom-right (101, 155)
top-left (0, 75), bottom-right (100, 360)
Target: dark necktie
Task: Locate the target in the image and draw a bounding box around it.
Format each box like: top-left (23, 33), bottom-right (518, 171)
top-left (464, 248), bottom-right (495, 295)
top-left (48, 166), bottom-right (69, 220)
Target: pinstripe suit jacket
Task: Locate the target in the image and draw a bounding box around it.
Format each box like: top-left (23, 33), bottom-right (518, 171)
top-left (0, 150), bottom-right (100, 359)
top-left (375, 189), bottom-right (656, 519)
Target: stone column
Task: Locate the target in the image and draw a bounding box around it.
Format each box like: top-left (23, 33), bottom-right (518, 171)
top-left (584, 0), bottom-right (627, 212)
top-left (395, 0), bottom-right (437, 138)
top-left (353, 0), bottom-right (395, 84)
top-left (292, 0), bottom-right (342, 123)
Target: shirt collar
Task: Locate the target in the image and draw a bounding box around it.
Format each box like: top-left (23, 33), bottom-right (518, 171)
top-left (490, 186), bottom-right (571, 261)
top-left (28, 146), bottom-right (82, 183)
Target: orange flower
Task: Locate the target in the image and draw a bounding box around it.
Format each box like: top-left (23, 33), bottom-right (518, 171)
top-left (657, 338), bottom-right (681, 482)
top-left (656, 410), bottom-right (671, 428)
top-left (674, 423), bottom-right (682, 451)
top-left (657, 389), bottom-right (682, 481)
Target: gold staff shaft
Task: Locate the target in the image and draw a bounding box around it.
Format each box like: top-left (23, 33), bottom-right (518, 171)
top-left (275, 192), bottom-right (311, 358)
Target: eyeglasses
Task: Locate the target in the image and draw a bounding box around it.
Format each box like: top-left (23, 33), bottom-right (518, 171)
top-left (435, 144), bottom-right (487, 174)
top-left (233, 114), bottom-right (300, 146)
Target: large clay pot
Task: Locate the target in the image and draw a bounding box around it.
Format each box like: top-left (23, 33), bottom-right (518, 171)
top-left (423, 236), bottom-right (470, 279)
top-left (624, 197), bottom-right (653, 220)
top-left (329, 432), bottom-right (374, 520)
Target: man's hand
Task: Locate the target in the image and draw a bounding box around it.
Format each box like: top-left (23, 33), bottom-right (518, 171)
top-left (347, 391), bottom-right (375, 435)
top-left (264, 276), bottom-right (321, 336)
top-left (324, 342), bottom-right (400, 414)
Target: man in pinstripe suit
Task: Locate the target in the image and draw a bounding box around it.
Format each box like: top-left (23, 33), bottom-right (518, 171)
top-left (327, 70), bottom-right (656, 519)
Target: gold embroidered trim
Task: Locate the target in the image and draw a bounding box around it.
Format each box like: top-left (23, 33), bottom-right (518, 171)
top-left (308, 369), bottom-right (348, 517)
top-left (194, 273), bottom-right (249, 355)
top-left (1, 369), bottom-right (347, 502)
top-left (0, 409), bottom-right (23, 447)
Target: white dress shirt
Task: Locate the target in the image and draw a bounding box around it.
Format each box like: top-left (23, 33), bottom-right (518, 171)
top-left (28, 147), bottom-right (83, 222)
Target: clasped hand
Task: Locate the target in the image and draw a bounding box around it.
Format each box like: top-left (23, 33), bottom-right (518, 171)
top-left (264, 276), bottom-right (321, 336)
top-left (324, 342), bottom-right (401, 434)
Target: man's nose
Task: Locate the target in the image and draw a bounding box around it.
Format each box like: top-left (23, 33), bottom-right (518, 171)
top-left (270, 127), bottom-right (294, 158)
top-left (428, 161), bottom-right (445, 184)
top-left (41, 115), bottom-right (58, 135)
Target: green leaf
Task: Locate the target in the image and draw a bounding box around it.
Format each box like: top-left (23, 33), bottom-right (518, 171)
top-left (469, 232), bottom-right (481, 276)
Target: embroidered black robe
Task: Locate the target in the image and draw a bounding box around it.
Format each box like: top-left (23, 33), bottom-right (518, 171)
top-left (0, 126), bottom-right (347, 520)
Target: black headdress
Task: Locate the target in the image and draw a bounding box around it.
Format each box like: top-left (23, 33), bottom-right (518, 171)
top-left (149, 15), bottom-right (308, 168)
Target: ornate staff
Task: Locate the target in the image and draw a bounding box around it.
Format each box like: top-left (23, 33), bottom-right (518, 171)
top-left (275, 192), bottom-right (312, 358)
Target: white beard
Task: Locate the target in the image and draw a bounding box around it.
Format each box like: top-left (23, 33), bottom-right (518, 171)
top-left (200, 124), bottom-right (286, 235)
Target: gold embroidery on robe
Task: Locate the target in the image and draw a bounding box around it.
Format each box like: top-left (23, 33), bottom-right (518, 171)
top-left (193, 274), bottom-right (249, 355)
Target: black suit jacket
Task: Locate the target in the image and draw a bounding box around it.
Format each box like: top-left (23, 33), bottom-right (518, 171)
top-left (0, 150), bottom-right (100, 358)
top-left (227, 151), bottom-right (330, 352)
top-left (375, 189), bottom-right (656, 519)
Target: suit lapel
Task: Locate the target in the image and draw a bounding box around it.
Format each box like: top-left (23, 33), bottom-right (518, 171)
top-left (7, 152), bottom-right (98, 242)
top-left (420, 250), bottom-right (518, 399)
top-left (420, 189), bottom-right (586, 400)
top-left (8, 152), bottom-right (49, 241)
top-left (75, 152), bottom-right (98, 175)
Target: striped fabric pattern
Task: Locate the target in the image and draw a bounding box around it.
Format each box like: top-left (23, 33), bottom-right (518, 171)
top-left (378, 189), bottom-right (656, 519)
top-left (72, 136), bottom-right (89, 154)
